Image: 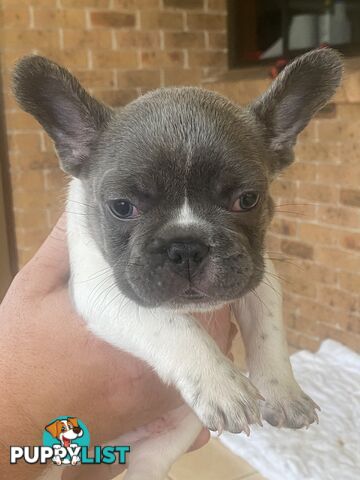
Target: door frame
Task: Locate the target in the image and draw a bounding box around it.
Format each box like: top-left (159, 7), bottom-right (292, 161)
top-left (0, 62), bottom-right (17, 299)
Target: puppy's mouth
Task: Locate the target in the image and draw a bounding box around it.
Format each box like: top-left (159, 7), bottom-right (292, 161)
top-left (180, 287), bottom-right (208, 300)
top-left (63, 437), bottom-right (71, 448)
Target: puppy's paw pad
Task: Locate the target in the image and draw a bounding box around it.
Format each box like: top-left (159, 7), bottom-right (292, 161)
top-left (192, 365), bottom-right (263, 434)
top-left (262, 388), bottom-right (319, 429)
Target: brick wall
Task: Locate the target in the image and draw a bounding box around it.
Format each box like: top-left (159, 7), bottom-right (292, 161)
top-left (1, 1), bottom-right (359, 352)
top-left (0, 0), bottom-right (227, 266)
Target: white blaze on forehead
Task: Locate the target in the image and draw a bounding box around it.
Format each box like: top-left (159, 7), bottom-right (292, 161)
top-left (61, 421), bottom-right (69, 430)
top-left (175, 197), bottom-right (201, 225)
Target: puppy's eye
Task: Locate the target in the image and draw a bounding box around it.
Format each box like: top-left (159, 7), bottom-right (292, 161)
top-left (108, 199), bottom-right (139, 219)
top-left (232, 192), bottom-right (259, 212)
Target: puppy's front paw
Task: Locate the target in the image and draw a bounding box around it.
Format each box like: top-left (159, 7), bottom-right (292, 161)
top-left (261, 382), bottom-right (320, 429)
top-left (190, 364), bottom-right (263, 435)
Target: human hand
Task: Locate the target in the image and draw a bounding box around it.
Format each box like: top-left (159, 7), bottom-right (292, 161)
top-left (0, 215), bottom-right (236, 480)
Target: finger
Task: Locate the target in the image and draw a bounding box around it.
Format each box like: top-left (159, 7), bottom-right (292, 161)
top-left (23, 213), bottom-right (69, 292)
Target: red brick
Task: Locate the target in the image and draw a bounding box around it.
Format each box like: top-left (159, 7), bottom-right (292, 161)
top-left (340, 232), bottom-right (360, 251)
top-left (270, 218), bottom-right (297, 237)
top-left (140, 11), bottom-right (184, 30)
top-left (337, 141), bottom-right (360, 165)
top-left (281, 239), bottom-right (313, 260)
top-left (207, 0), bottom-right (227, 11)
top-left (90, 11), bottom-right (135, 28)
top-left (7, 132), bottom-right (42, 154)
top-left (92, 51), bottom-right (138, 69)
top-left (74, 70), bottom-right (116, 90)
top-left (298, 223), bottom-right (339, 245)
top-left (208, 32), bottom-right (227, 49)
top-left (338, 271), bottom-right (360, 295)
top-left (283, 276), bottom-right (316, 298)
top-left (164, 0), bottom-right (204, 9)
top-left (117, 69), bottom-right (161, 89)
top-left (318, 286), bottom-right (359, 314)
top-left (294, 141), bottom-right (338, 163)
top-left (187, 13), bottom-right (226, 31)
top-left (116, 31), bottom-right (161, 49)
top-left (317, 205), bottom-right (360, 229)
top-left (63, 30), bottom-right (112, 49)
top-left (4, 29), bottom-right (60, 49)
top-left (297, 182), bottom-right (338, 204)
top-left (316, 164), bottom-right (360, 188)
top-left (316, 247), bottom-right (360, 273)
top-left (44, 170), bottom-right (67, 192)
top-left (33, 8), bottom-right (87, 29)
top-left (95, 89), bottom-right (139, 107)
top-left (44, 49), bottom-right (89, 70)
top-left (270, 180), bottom-right (298, 201)
top-left (297, 121), bottom-right (317, 142)
top-left (141, 51), bottom-right (184, 68)
top-left (276, 260), bottom-right (337, 286)
top-left (163, 68), bottom-right (202, 86)
top-left (61, 0), bottom-right (110, 6)
top-left (113, 0), bottom-right (159, 8)
top-left (188, 50), bottom-right (227, 68)
top-left (318, 118), bottom-right (360, 142)
top-left (0, 6), bottom-right (30, 28)
top-left (164, 32), bottom-right (205, 49)
top-left (282, 162), bottom-right (318, 182)
top-left (10, 152), bottom-right (58, 171)
top-left (340, 189), bottom-right (360, 208)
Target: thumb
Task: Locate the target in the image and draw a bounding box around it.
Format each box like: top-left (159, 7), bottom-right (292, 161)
top-left (24, 214), bottom-right (69, 292)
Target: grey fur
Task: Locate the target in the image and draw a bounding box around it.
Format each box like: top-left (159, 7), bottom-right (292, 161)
top-left (12, 49), bottom-right (342, 309)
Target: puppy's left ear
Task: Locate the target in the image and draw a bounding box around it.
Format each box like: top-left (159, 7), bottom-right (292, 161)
top-left (250, 48), bottom-right (343, 174)
top-left (12, 55), bottom-right (113, 177)
top-left (67, 417), bottom-right (79, 428)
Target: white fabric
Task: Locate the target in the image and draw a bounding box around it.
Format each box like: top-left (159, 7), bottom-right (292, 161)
top-left (219, 340), bottom-right (360, 480)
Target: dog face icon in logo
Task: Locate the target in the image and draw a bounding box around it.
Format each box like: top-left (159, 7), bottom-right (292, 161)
top-left (44, 417), bottom-right (89, 465)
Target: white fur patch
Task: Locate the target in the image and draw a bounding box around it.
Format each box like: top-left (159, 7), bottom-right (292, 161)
top-left (174, 197), bottom-right (205, 226)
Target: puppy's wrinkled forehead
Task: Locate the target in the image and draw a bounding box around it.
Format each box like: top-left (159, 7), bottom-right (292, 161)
top-left (94, 88), bottom-right (266, 202)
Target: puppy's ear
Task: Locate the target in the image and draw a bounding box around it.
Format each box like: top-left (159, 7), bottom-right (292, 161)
top-left (67, 417), bottom-right (79, 428)
top-left (250, 48), bottom-right (343, 174)
top-left (12, 55), bottom-right (112, 177)
top-left (45, 420), bottom-right (62, 438)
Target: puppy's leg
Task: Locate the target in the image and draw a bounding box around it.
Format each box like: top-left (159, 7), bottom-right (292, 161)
top-left (85, 300), bottom-right (263, 435)
top-left (122, 406), bottom-right (202, 480)
top-left (233, 257), bottom-right (320, 429)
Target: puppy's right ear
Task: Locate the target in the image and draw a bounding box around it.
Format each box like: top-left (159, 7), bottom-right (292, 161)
top-left (45, 420), bottom-right (62, 438)
top-left (12, 55), bottom-right (112, 177)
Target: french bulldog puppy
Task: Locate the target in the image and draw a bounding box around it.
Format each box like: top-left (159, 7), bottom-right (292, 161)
top-left (13, 48), bottom-right (342, 480)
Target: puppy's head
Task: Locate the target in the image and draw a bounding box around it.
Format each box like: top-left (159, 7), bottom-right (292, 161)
top-left (13, 50), bottom-right (342, 310)
top-left (45, 417), bottom-right (82, 444)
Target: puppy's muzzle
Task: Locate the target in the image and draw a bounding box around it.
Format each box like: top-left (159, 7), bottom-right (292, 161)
top-left (167, 240), bottom-right (209, 278)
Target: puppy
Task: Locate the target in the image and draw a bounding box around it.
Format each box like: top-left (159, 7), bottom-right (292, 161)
top-left (13, 49), bottom-right (342, 479)
top-left (45, 417), bottom-right (83, 465)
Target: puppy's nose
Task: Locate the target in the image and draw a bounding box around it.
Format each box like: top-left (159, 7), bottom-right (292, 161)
top-left (73, 427), bottom-right (81, 434)
top-left (167, 241), bottom-right (209, 275)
